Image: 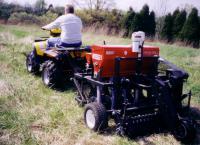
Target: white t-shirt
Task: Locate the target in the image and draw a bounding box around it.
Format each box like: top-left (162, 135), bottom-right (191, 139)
top-left (42, 14), bottom-right (82, 44)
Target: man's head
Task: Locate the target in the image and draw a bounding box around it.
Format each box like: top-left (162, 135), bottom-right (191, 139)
top-left (65, 4), bottom-right (74, 14)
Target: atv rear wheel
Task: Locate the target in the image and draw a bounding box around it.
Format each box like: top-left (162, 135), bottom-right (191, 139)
top-left (84, 102), bottom-right (108, 132)
top-left (42, 60), bottom-right (63, 88)
top-left (26, 51), bottom-right (40, 74)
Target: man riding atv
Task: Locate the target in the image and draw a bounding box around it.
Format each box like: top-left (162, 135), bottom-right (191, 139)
top-left (26, 4), bottom-right (90, 88)
top-left (42, 4), bottom-right (82, 48)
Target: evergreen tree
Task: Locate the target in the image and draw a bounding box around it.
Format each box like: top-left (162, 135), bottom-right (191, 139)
top-left (140, 4), bottom-right (150, 34)
top-left (0, 2), bottom-right (13, 22)
top-left (132, 13), bottom-right (142, 33)
top-left (168, 8), bottom-right (180, 40)
top-left (122, 7), bottom-right (135, 37)
top-left (172, 8), bottom-right (180, 20)
top-left (161, 13), bottom-right (174, 42)
top-left (199, 17), bottom-right (200, 41)
top-left (173, 10), bottom-right (187, 39)
top-left (149, 11), bottom-right (156, 37)
top-left (180, 8), bottom-right (200, 48)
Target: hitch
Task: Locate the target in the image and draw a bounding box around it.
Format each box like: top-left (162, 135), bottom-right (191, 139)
top-left (181, 91), bottom-right (192, 111)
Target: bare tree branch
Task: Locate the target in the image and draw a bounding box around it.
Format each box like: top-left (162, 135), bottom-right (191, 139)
top-left (70, 0), bottom-right (115, 11)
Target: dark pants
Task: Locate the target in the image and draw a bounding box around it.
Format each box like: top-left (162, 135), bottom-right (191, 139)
top-left (47, 37), bottom-right (82, 48)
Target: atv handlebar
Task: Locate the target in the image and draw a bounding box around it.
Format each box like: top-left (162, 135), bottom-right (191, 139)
top-left (41, 27), bottom-right (61, 33)
top-left (41, 27), bottom-right (46, 30)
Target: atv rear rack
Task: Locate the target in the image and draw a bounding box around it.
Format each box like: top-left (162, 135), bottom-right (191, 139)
top-left (53, 45), bottom-right (91, 51)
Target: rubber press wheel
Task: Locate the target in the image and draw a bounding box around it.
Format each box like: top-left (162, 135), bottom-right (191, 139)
top-left (173, 119), bottom-right (196, 143)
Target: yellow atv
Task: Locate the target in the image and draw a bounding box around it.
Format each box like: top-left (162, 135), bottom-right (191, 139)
top-left (26, 28), bottom-right (90, 88)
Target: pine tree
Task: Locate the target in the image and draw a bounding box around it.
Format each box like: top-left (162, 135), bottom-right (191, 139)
top-left (172, 8), bottom-right (180, 20)
top-left (123, 4), bottom-right (155, 38)
top-left (173, 10), bottom-right (187, 39)
top-left (149, 11), bottom-right (156, 37)
top-left (167, 8), bottom-right (181, 40)
top-left (122, 7), bottom-right (135, 37)
top-left (140, 4), bottom-right (150, 34)
top-left (199, 17), bottom-right (200, 42)
top-left (131, 13), bottom-right (142, 33)
top-left (180, 8), bottom-right (200, 48)
top-left (161, 13), bottom-right (173, 42)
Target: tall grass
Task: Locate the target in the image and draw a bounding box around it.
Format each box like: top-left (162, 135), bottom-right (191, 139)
top-left (0, 24), bottom-right (199, 145)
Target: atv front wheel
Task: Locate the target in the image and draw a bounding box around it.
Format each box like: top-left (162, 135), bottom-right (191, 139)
top-left (84, 102), bottom-right (108, 132)
top-left (42, 60), bottom-right (63, 88)
top-left (26, 51), bottom-right (40, 74)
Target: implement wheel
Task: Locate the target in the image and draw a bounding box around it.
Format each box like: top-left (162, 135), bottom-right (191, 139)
top-left (84, 102), bottom-right (108, 132)
top-left (173, 119), bottom-right (196, 143)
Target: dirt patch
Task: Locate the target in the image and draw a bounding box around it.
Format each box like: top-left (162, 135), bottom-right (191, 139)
top-left (0, 43), bottom-right (7, 51)
top-left (0, 32), bottom-right (15, 42)
top-left (18, 36), bottom-right (33, 45)
top-left (192, 56), bottom-right (200, 65)
top-left (0, 64), bottom-right (12, 73)
top-left (0, 80), bottom-right (14, 97)
top-left (0, 130), bottom-right (21, 145)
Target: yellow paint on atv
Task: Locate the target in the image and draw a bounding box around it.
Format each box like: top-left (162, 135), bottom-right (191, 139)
top-left (33, 38), bottom-right (87, 58)
top-left (34, 41), bottom-right (47, 56)
top-left (50, 28), bottom-right (61, 34)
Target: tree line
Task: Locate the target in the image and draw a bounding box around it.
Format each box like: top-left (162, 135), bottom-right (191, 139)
top-left (122, 5), bottom-right (156, 38)
top-left (0, 0), bottom-right (200, 48)
top-left (161, 8), bottom-right (200, 48)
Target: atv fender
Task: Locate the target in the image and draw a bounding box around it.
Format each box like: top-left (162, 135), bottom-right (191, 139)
top-left (33, 41), bottom-right (47, 56)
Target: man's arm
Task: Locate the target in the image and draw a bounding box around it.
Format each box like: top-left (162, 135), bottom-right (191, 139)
top-left (79, 18), bottom-right (83, 32)
top-left (80, 19), bottom-right (83, 31)
top-left (42, 16), bottom-right (62, 30)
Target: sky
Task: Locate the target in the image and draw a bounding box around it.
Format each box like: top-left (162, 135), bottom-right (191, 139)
top-left (6, 0), bottom-right (200, 15)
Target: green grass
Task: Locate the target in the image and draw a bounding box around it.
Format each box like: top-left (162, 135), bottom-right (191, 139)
top-left (0, 24), bottom-right (199, 145)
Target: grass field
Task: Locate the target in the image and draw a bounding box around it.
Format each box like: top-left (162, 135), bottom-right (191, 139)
top-left (0, 24), bottom-right (199, 145)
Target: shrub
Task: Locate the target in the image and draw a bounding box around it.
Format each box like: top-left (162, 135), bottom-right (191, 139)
top-left (37, 11), bottom-right (58, 25)
top-left (8, 12), bottom-right (40, 24)
top-left (8, 11), bottom-right (58, 25)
